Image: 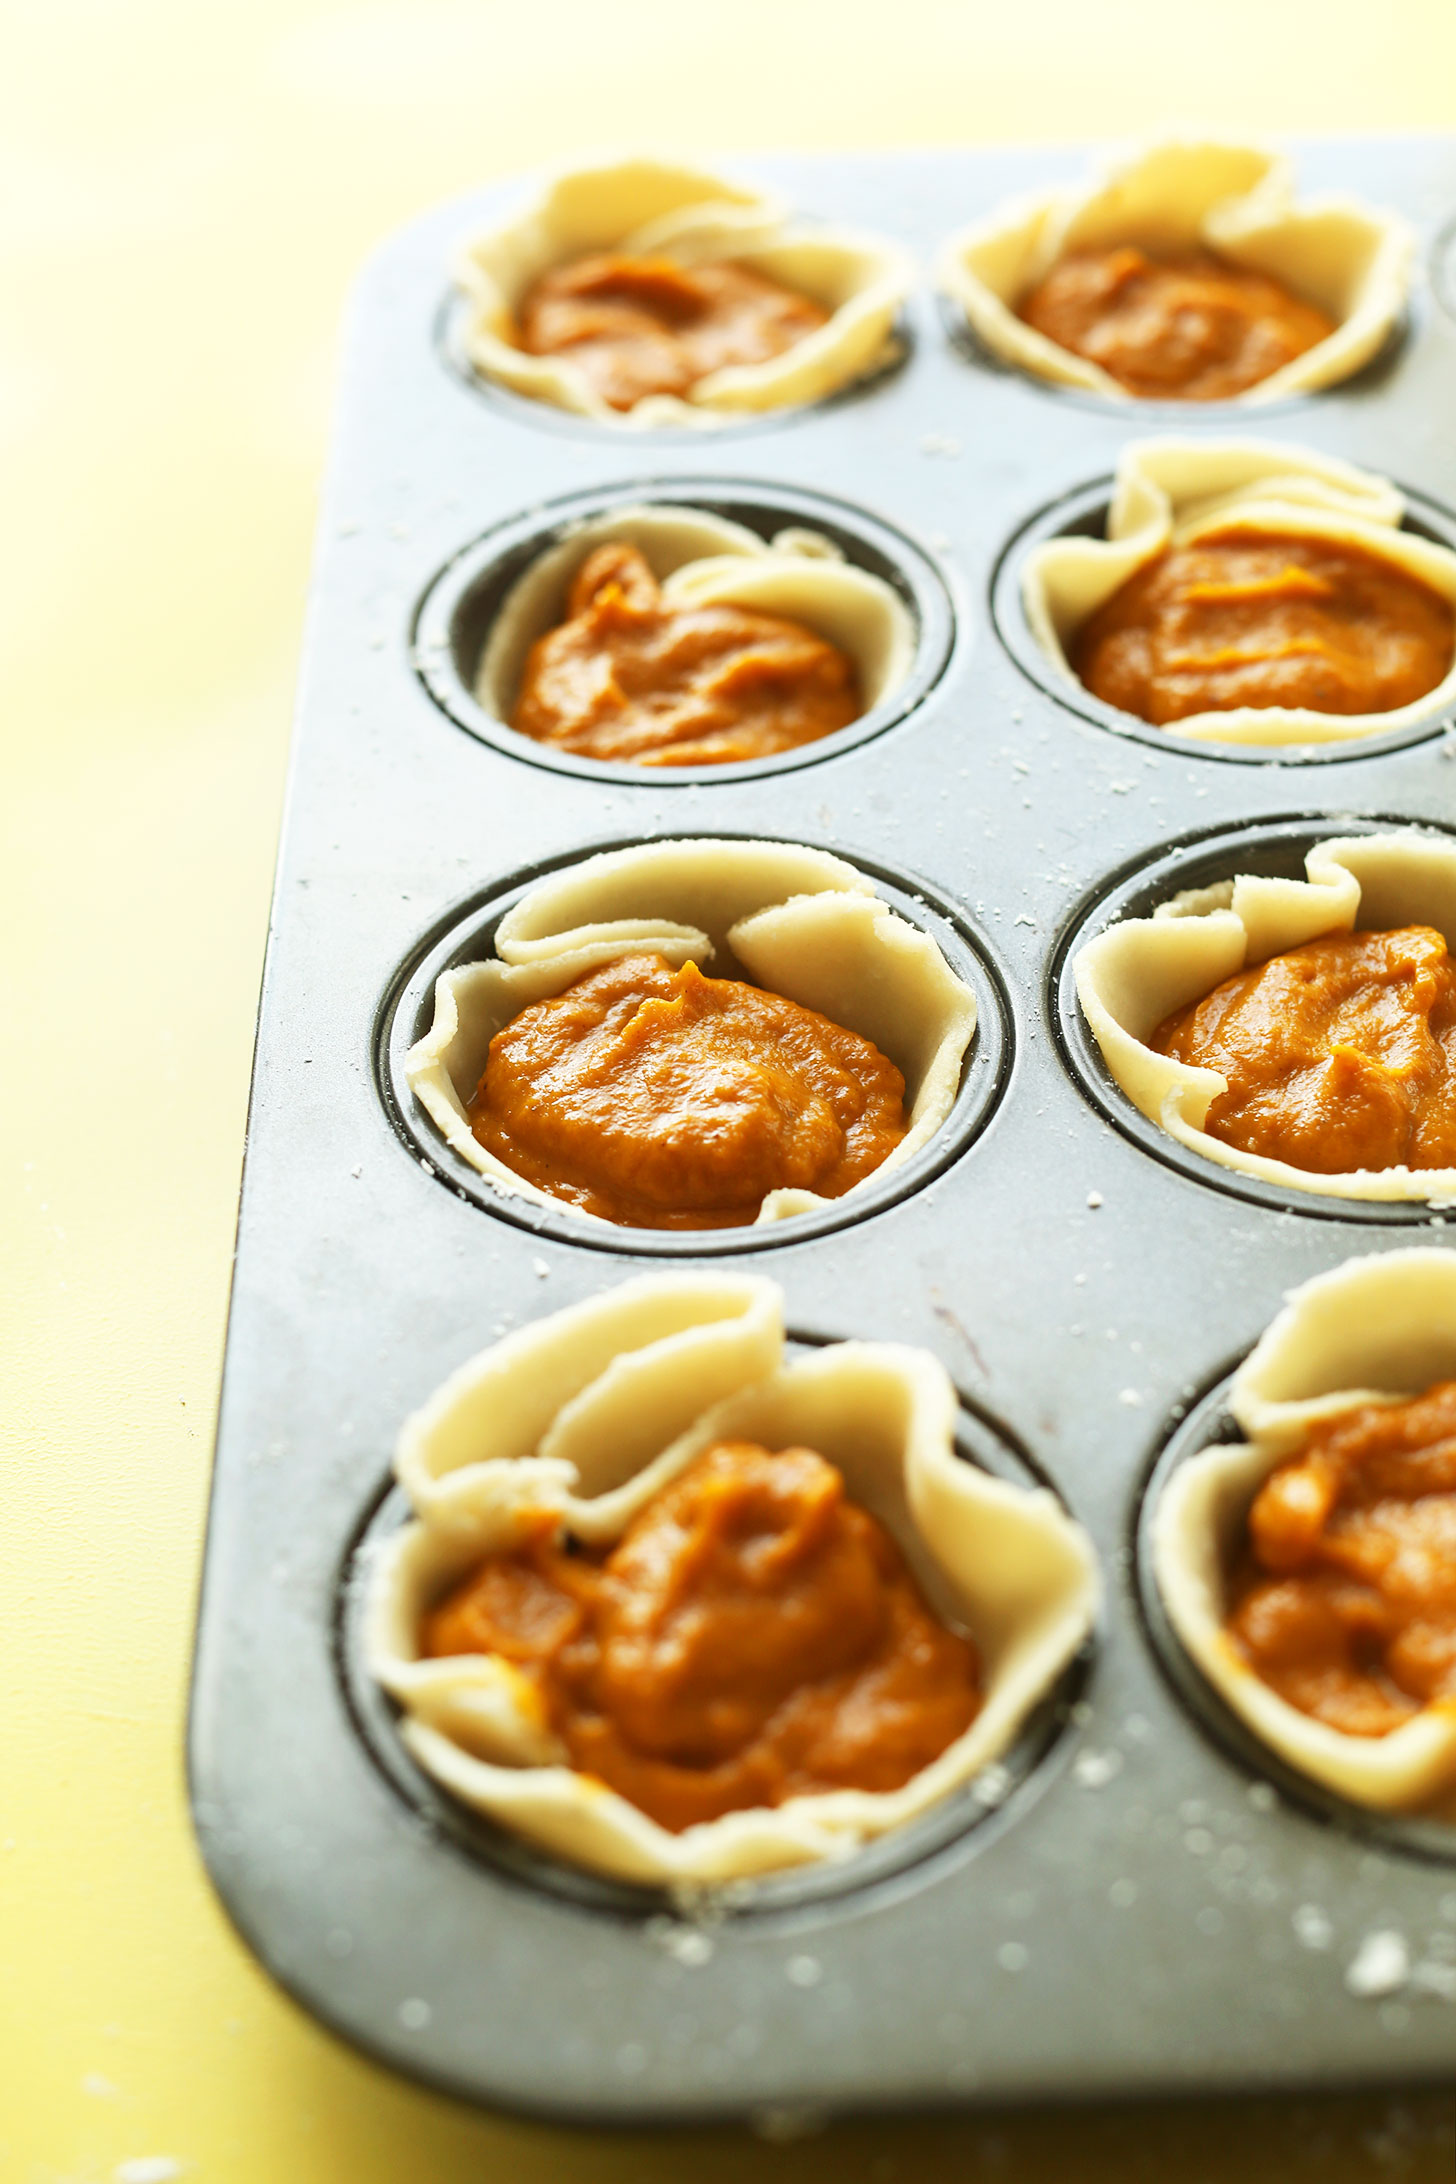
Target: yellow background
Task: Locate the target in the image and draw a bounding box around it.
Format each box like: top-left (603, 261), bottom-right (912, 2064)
top-left (4, 1), bottom-right (1456, 2176)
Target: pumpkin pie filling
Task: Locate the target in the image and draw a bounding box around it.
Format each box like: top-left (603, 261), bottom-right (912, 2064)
top-left (512, 542), bottom-right (861, 767)
top-left (514, 252), bottom-right (830, 412)
top-left (1073, 529), bottom-right (1454, 726)
top-left (1151, 925), bottom-right (1456, 1175)
top-left (1225, 1381), bottom-right (1456, 1738)
top-left (1016, 246), bottom-right (1335, 401)
top-left (467, 951), bottom-right (908, 1229)
top-left (422, 1438), bottom-right (983, 1832)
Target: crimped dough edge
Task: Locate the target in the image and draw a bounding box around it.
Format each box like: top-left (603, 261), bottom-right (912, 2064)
top-left (475, 504), bottom-right (916, 738)
top-left (456, 156), bottom-right (913, 427)
top-left (938, 135), bottom-right (1412, 406)
top-left (1073, 828), bottom-right (1456, 1203)
top-left (404, 837), bottom-right (978, 1230)
top-left (1021, 438), bottom-right (1456, 744)
top-left (367, 1275), bottom-right (1100, 1882)
top-left (1153, 1249), bottom-right (1456, 1818)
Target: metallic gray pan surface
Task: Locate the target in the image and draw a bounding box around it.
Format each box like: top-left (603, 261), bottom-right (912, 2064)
top-left (189, 140), bottom-right (1456, 2121)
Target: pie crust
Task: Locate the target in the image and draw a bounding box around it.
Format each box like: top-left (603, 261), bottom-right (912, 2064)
top-left (1074, 828), bottom-right (1456, 1202)
top-left (1022, 439), bottom-right (1456, 744)
top-left (1153, 1248), bottom-right (1456, 1818)
top-left (367, 1274), bottom-right (1100, 1881)
top-left (406, 838), bottom-right (978, 1227)
top-left (476, 504), bottom-right (915, 735)
top-left (938, 136), bottom-right (1411, 404)
top-left (456, 157), bottom-right (912, 426)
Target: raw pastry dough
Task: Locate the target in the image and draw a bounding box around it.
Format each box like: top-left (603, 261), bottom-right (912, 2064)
top-left (1074, 829), bottom-right (1456, 1203)
top-left (367, 1275), bottom-right (1100, 1880)
top-left (476, 505), bottom-right (915, 733)
top-left (1022, 439), bottom-right (1456, 744)
top-left (407, 838), bottom-right (978, 1227)
top-left (457, 157), bottom-right (912, 426)
top-left (939, 137), bottom-right (1411, 403)
top-left (1154, 1249), bottom-right (1456, 1817)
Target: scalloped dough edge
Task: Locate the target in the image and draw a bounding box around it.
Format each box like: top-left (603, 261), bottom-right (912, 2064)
top-left (938, 136), bottom-right (1412, 406)
top-left (1153, 1249), bottom-right (1456, 1818)
top-left (456, 156), bottom-right (913, 426)
top-left (404, 837), bottom-right (978, 1229)
top-left (1021, 439), bottom-right (1456, 744)
top-left (368, 1279), bottom-right (1099, 1881)
top-left (475, 504), bottom-right (916, 734)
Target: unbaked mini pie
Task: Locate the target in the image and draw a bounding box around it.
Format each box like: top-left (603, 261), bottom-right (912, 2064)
top-left (1155, 1249), bottom-right (1456, 1819)
top-left (939, 137), bottom-right (1410, 404)
top-left (1022, 440), bottom-right (1456, 745)
top-left (1074, 829), bottom-right (1456, 1203)
top-left (366, 1273), bottom-right (1100, 1881)
top-left (476, 505), bottom-right (914, 768)
top-left (455, 157), bottom-right (912, 426)
top-left (406, 839), bottom-right (977, 1231)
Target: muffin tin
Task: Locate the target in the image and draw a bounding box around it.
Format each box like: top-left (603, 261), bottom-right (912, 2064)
top-left (189, 139), bottom-right (1456, 2122)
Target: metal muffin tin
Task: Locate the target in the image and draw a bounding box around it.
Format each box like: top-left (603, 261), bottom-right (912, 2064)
top-left (189, 140), bottom-right (1456, 2123)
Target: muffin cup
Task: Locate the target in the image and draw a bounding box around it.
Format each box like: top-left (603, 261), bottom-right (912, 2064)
top-left (1073, 827), bottom-right (1456, 1203)
top-left (367, 1275), bottom-right (1100, 1883)
top-left (938, 135), bottom-right (1411, 405)
top-left (1020, 439), bottom-right (1456, 745)
top-left (1153, 1249), bottom-right (1456, 1819)
top-left (456, 156), bottom-right (913, 426)
top-left (404, 837), bottom-right (978, 1229)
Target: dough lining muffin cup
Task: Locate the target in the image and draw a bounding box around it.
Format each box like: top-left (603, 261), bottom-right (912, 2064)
top-left (475, 503), bottom-right (916, 731)
top-left (456, 156), bottom-right (913, 426)
top-left (937, 135), bottom-right (1412, 405)
top-left (1020, 439), bottom-right (1456, 745)
top-left (366, 1275), bottom-right (1100, 1883)
top-left (404, 837), bottom-right (978, 1229)
top-left (1073, 828), bottom-right (1456, 1204)
top-left (1152, 1250), bottom-right (1456, 1819)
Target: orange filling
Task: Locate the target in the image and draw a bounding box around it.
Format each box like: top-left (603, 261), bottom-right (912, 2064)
top-left (467, 951), bottom-right (908, 1230)
top-left (1017, 245), bottom-right (1335, 401)
top-left (423, 1439), bottom-right (983, 1832)
top-left (1073, 529), bottom-right (1454, 726)
top-left (515, 252), bottom-right (829, 412)
top-left (512, 542), bottom-right (860, 767)
top-left (1227, 1382), bottom-right (1456, 1738)
top-left (1152, 925), bottom-right (1456, 1175)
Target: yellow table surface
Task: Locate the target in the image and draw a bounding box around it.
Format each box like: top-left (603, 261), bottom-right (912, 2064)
top-left (5, 2), bottom-right (1456, 2175)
